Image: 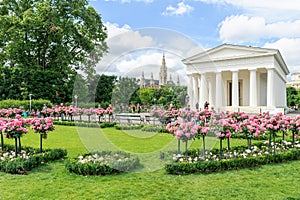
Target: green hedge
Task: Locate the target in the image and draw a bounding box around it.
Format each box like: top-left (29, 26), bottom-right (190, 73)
top-left (0, 145), bottom-right (67, 174)
top-left (0, 99), bottom-right (52, 111)
top-left (53, 121), bottom-right (116, 128)
top-left (65, 151), bottom-right (140, 176)
top-left (141, 124), bottom-right (169, 133)
top-left (114, 124), bottom-right (144, 130)
top-left (165, 148), bottom-right (300, 174)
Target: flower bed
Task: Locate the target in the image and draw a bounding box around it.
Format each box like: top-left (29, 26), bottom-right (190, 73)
top-left (0, 145), bottom-right (67, 174)
top-left (65, 151), bottom-right (140, 176)
top-left (164, 140), bottom-right (300, 174)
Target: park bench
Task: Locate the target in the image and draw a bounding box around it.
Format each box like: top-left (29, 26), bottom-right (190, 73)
top-left (115, 113), bottom-right (144, 124)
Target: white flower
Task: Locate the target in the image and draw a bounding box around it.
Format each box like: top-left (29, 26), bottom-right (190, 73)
top-left (245, 149), bottom-right (251, 154)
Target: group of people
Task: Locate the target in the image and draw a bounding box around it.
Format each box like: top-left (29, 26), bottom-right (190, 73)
top-left (186, 101), bottom-right (216, 114)
top-left (129, 103), bottom-right (142, 113)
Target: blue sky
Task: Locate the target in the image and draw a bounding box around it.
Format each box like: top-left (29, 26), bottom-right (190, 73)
top-left (89, 0), bottom-right (300, 82)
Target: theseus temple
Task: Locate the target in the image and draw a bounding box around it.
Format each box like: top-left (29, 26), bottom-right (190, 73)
top-left (183, 44), bottom-right (290, 113)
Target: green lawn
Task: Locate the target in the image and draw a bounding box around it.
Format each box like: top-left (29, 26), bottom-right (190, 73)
top-left (1, 125), bottom-right (300, 200)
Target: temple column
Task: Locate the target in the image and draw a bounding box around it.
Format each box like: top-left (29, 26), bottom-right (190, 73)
top-left (267, 68), bottom-right (275, 107)
top-left (192, 74), bottom-right (199, 109)
top-left (215, 71), bottom-right (223, 108)
top-left (208, 79), bottom-right (213, 107)
top-left (232, 70), bottom-right (239, 107)
top-left (188, 75), bottom-right (194, 108)
top-left (249, 69), bottom-right (258, 106)
top-left (200, 73), bottom-right (207, 109)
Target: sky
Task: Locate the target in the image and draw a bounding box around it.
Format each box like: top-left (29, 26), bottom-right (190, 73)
top-left (89, 0), bottom-right (300, 83)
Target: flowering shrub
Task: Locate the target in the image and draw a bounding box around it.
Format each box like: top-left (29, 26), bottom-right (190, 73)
top-left (0, 144), bottom-right (67, 174)
top-left (31, 117), bottom-right (55, 139)
top-left (164, 140), bottom-right (300, 174)
top-left (66, 151), bottom-right (140, 175)
top-left (1, 115), bottom-right (29, 139)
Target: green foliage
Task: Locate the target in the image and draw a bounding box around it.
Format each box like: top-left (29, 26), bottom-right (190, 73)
top-left (115, 124), bottom-right (144, 130)
top-left (95, 74), bottom-right (117, 105)
top-left (0, 145), bottom-right (67, 174)
top-left (139, 85), bottom-right (187, 108)
top-left (141, 124), bottom-right (169, 133)
top-left (0, 0), bottom-right (107, 102)
top-left (52, 121), bottom-right (116, 128)
top-left (165, 147), bottom-right (300, 174)
top-left (0, 0), bottom-right (107, 72)
top-left (65, 151), bottom-right (140, 176)
top-left (286, 87), bottom-right (298, 107)
top-left (112, 77), bottom-right (140, 105)
top-left (0, 99), bottom-right (52, 110)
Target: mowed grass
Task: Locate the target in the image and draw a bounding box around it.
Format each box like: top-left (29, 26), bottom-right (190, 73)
top-left (1, 125), bottom-right (300, 200)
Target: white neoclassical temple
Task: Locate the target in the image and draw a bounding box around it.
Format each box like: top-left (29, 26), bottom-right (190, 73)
top-left (182, 44), bottom-right (290, 113)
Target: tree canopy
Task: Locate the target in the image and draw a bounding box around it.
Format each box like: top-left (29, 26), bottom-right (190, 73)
top-left (0, 0), bottom-right (107, 72)
top-left (0, 0), bottom-right (107, 103)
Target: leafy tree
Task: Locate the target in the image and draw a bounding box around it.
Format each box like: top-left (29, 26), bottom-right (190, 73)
top-left (0, 66), bottom-right (23, 100)
top-left (111, 77), bottom-right (140, 106)
top-left (0, 0), bottom-right (107, 72)
top-left (139, 85), bottom-right (187, 109)
top-left (286, 87), bottom-right (298, 107)
top-left (95, 74), bottom-right (117, 106)
top-left (0, 0), bottom-right (107, 102)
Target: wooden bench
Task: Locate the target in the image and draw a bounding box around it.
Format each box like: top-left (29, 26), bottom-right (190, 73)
top-left (115, 113), bottom-right (144, 124)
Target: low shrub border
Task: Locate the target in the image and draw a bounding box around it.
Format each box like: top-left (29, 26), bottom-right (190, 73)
top-left (65, 151), bottom-right (140, 176)
top-left (141, 124), bottom-right (169, 133)
top-left (114, 124), bottom-right (144, 130)
top-left (165, 149), bottom-right (300, 174)
top-left (164, 141), bottom-right (300, 174)
top-left (53, 121), bottom-right (116, 128)
top-left (0, 145), bottom-right (67, 174)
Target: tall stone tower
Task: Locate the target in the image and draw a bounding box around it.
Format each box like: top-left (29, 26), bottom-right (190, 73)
top-left (150, 72), bottom-right (155, 87)
top-left (159, 53), bottom-right (167, 86)
top-left (140, 71), bottom-right (145, 88)
top-left (177, 75), bottom-right (180, 86)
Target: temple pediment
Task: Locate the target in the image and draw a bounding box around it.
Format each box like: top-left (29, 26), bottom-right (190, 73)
top-left (183, 43), bottom-right (289, 75)
top-left (183, 44), bottom-right (278, 63)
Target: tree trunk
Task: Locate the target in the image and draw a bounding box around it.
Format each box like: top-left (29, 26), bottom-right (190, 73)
top-left (1, 133), bottom-right (3, 150)
top-left (292, 132), bottom-right (295, 148)
top-left (18, 136), bottom-right (21, 153)
top-left (14, 137), bottom-right (18, 157)
top-left (220, 138), bottom-right (223, 159)
top-left (40, 134), bottom-right (43, 153)
top-left (177, 139), bottom-right (180, 154)
top-left (185, 141), bottom-right (188, 159)
top-left (202, 134), bottom-right (206, 157)
top-left (227, 137), bottom-right (230, 150)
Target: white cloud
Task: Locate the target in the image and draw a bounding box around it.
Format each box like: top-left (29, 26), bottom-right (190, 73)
top-left (195, 0), bottom-right (300, 21)
top-left (162, 2), bottom-right (194, 16)
top-left (105, 22), bottom-right (131, 39)
top-left (95, 23), bottom-right (200, 83)
top-left (104, 0), bottom-right (153, 3)
top-left (263, 38), bottom-right (300, 72)
top-left (219, 15), bottom-right (300, 43)
top-left (112, 51), bottom-right (187, 84)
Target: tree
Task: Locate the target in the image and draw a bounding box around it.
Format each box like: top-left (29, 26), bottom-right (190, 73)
top-left (0, 0), bottom-right (107, 72)
top-left (0, 0), bottom-right (107, 102)
top-left (95, 74), bottom-right (117, 107)
top-left (139, 85), bottom-right (187, 109)
top-left (111, 77), bottom-right (140, 106)
top-left (286, 87), bottom-right (298, 107)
